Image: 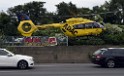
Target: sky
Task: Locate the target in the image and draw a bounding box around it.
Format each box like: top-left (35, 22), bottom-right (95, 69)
top-left (0, 0), bottom-right (110, 12)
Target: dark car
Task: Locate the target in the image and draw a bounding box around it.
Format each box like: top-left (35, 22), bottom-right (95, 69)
top-left (90, 48), bottom-right (124, 68)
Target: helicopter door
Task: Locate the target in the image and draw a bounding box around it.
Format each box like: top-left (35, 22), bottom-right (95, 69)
top-left (73, 23), bottom-right (95, 36)
top-left (92, 22), bottom-right (103, 35)
top-left (73, 24), bottom-right (86, 36)
top-left (84, 23), bottom-right (94, 35)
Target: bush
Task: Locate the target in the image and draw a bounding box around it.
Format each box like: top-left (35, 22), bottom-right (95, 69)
top-left (68, 36), bottom-right (105, 45)
top-left (100, 23), bottom-right (124, 45)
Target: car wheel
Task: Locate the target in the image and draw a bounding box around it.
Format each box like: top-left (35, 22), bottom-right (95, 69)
top-left (18, 60), bottom-right (28, 69)
top-left (106, 60), bottom-right (115, 68)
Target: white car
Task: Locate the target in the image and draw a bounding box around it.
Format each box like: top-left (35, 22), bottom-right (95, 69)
top-left (0, 48), bottom-right (34, 69)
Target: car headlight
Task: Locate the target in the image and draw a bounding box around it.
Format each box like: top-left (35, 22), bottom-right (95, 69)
top-left (29, 57), bottom-right (34, 61)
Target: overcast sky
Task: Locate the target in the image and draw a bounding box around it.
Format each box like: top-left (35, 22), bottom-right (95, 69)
top-left (0, 0), bottom-right (110, 12)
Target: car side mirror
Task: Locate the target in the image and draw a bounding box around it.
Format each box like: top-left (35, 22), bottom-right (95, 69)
top-left (7, 54), bottom-right (13, 57)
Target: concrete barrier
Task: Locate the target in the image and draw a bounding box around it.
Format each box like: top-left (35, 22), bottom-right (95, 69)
top-left (8, 45), bottom-right (123, 63)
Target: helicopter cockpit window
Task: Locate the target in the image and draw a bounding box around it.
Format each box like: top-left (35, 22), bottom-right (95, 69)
top-left (85, 23), bottom-right (93, 29)
top-left (97, 23), bottom-right (104, 28)
top-left (73, 24), bottom-right (85, 29)
top-left (93, 22), bottom-right (100, 28)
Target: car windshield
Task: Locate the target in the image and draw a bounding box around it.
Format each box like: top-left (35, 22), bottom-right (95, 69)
top-left (93, 49), bottom-right (107, 55)
top-left (4, 49), bottom-right (15, 56)
top-left (0, 50), bottom-right (9, 55)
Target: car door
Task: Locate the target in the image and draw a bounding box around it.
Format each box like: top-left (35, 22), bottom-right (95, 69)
top-left (112, 49), bottom-right (124, 64)
top-left (119, 49), bottom-right (124, 64)
top-left (0, 49), bottom-right (16, 66)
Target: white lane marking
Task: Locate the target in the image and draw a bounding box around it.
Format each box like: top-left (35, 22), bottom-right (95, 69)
top-left (0, 70), bottom-right (29, 73)
top-left (0, 71), bottom-right (17, 72)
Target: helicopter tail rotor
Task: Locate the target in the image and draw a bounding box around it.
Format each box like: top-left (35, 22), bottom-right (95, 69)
top-left (17, 13), bottom-right (38, 36)
top-left (18, 20), bottom-right (37, 36)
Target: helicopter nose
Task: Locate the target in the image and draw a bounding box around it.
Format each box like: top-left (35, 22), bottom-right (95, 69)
top-left (102, 27), bottom-right (106, 31)
top-left (99, 24), bottom-right (106, 31)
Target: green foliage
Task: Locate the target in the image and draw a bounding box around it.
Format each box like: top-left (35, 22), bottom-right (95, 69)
top-left (33, 27), bottom-right (62, 36)
top-left (78, 7), bottom-right (91, 14)
top-left (56, 2), bottom-right (78, 21)
top-left (100, 23), bottom-right (124, 45)
top-left (104, 23), bottom-right (123, 34)
top-left (7, 1), bottom-right (48, 24)
top-left (56, 2), bottom-right (78, 16)
top-left (102, 0), bottom-right (124, 24)
top-left (0, 12), bottom-right (18, 36)
top-left (68, 37), bottom-right (105, 45)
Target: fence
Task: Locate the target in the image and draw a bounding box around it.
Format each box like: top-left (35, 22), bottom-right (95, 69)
top-left (0, 36), bottom-right (68, 47)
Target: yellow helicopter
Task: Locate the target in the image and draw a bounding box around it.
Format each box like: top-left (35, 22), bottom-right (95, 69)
top-left (17, 14), bottom-right (105, 37)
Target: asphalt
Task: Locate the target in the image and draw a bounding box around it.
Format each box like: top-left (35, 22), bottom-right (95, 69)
top-left (0, 63), bottom-right (124, 76)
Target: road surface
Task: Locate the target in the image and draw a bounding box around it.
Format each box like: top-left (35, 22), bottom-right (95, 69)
top-left (0, 64), bottom-right (124, 76)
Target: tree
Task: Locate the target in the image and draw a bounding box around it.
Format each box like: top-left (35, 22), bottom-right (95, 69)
top-left (0, 12), bottom-right (18, 36)
top-left (77, 7), bottom-right (92, 18)
top-left (106, 0), bottom-right (124, 24)
top-left (56, 2), bottom-right (78, 21)
top-left (7, 1), bottom-right (48, 24)
top-left (56, 2), bottom-right (78, 16)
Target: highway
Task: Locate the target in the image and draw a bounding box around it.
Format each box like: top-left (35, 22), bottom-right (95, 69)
top-left (0, 64), bottom-right (124, 76)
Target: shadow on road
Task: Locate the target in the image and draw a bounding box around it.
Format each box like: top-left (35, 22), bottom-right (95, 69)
top-left (0, 67), bottom-right (19, 70)
top-left (0, 67), bottom-right (34, 70)
top-left (91, 64), bottom-right (124, 69)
